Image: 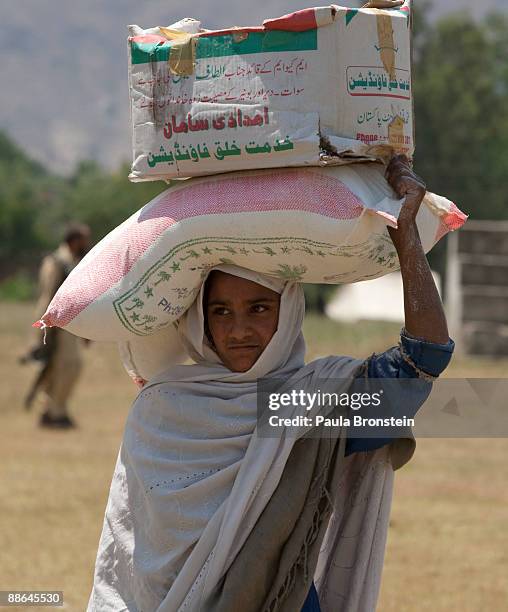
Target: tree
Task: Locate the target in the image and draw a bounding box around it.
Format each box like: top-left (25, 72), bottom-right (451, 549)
top-left (63, 161), bottom-right (164, 243)
top-left (413, 9), bottom-right (508, 221)
top-left (0, 132), bottom-right (58, 275)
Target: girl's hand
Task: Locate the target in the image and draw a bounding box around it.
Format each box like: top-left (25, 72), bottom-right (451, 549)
top-left (385, 154), bottom-right (426, 229)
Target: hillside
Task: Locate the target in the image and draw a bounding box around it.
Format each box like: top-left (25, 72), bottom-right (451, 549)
top-left (1, 0), bottom-right (505, 174)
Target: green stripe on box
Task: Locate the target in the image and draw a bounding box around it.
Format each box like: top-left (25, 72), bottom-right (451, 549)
top-left (345, 9), bottom-right (359, 26)
top-left (131, 30), bottom-right (318, 65)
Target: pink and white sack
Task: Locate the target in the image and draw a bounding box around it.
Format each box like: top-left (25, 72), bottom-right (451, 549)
top-left (36, 162), bottom-right (467, 382)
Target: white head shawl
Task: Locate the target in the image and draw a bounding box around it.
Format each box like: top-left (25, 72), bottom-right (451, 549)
top-left (119, 264), bottom-right (304, 386)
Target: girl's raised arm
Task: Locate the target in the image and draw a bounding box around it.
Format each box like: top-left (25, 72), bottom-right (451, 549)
top-left (386, 154), bottom-right (450, 345)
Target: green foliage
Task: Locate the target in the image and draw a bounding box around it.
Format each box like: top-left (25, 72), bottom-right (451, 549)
top-left (0, 139), bottom-right (166, 276)
top-left (0, 271), bottom-right (36, 301)
top-left (63, 161), bottom-right (164, 242)
top-left (0, 133), bottom-right (53, 264)
top-left (413, 6), bottom-right (508, 220)
top-left (0, 132), bottom-right (45, 177)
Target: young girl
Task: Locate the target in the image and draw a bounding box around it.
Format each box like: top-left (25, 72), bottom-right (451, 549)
top-left (88, 156), bottom-right (455, 611)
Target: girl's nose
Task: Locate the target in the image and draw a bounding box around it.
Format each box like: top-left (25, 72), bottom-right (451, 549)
top-left (228, 315), bottom-right (252, 341)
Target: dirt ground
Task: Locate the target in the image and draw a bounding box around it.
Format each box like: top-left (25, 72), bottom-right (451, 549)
top-left (1, 302), bottom-right (507, 611)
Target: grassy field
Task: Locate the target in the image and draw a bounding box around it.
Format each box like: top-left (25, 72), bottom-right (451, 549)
top-left (0, 301), bottom-right (507, 611)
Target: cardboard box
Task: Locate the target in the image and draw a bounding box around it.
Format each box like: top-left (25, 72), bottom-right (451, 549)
top-left (128, 1), bottom-right (413, 182)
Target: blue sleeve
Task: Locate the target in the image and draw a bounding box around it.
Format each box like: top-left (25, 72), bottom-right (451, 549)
top-left (300, 581), bottom-right (321, 612)
top-left (345, 329), bottom-right (455, 456)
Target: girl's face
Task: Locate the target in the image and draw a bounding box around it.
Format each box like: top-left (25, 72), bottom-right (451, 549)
top-left (204, 271), bottom-right (281, 372)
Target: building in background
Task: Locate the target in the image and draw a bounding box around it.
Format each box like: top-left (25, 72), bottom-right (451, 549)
top-left (446, 220), bottom-right (508, 357)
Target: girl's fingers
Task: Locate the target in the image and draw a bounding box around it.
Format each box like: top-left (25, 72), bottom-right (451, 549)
top-left (385, 156), bottom-right (426, 201)
top-left (386, 163), bottom-right (410, 182)
top-left (392, 174), bottom-right (425, 190)
top-left (392, 175), bottom-right (425, 189)
top-left (388, 171), bottom-right (423, 187)
top-left (387, 159), bottom-right (411, 174)
top-left (390, 176), bottom-right (426, 198)
top-left (386, 167), bottom-right (425, 189)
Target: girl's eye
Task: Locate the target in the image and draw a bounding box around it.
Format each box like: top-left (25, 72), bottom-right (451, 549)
top-left (211, 306), bottom-right (230, 316)
top-left (252, 304), bottom-right (268, 313)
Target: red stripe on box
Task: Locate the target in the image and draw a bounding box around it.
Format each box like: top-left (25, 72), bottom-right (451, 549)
top-left (129, 34), bottom-right (168, 44)
top-left (263, 8), bottom-right (318, 32)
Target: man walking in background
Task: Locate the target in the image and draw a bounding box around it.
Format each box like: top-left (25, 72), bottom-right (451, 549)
top-left (24, 223), bottom-right (91, 429)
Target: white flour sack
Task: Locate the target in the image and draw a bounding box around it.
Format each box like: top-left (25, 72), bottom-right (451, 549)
top-left (128, 1), bottom-right (415, 181)
top-left (36, 163), bottom-right (467, 381)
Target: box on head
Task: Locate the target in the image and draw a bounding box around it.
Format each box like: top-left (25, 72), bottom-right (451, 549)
top-left (128, 1), bottom-right (414, 182)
